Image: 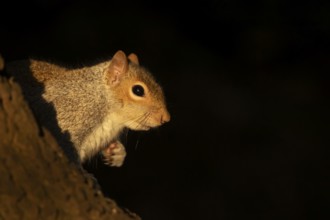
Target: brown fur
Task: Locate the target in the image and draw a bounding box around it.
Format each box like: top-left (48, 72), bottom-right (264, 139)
top-left (7, 50), bottom-right (170, 166)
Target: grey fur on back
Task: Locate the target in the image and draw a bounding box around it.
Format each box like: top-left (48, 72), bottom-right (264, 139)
top-left (7, 60), bottom-right (117, 163)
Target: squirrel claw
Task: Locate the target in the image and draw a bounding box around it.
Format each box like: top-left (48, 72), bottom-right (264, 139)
top-left (102, 141), bottom-right (126, 167)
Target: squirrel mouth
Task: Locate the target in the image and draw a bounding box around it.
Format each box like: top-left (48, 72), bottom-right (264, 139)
top-left (127, 122), bottom-right (152, 131)
top-left (140, 125), bottom-right (151, 131)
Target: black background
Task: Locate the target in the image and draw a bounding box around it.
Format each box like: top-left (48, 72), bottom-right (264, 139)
top-left (1, 0), bottom-right (328, 219)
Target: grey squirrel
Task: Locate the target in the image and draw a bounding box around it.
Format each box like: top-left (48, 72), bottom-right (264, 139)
top-left (7, 50), bottom-right (170, 166)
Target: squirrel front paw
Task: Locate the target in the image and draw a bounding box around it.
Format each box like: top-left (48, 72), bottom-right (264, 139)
top-left (102, 141), bottom-right (126, 167)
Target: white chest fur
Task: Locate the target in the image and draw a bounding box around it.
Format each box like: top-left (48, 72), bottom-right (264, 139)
top-left (79, 112), bottom-right (124, 162)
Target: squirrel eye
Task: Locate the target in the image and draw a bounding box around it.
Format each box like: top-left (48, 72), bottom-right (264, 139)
top-left (132, 85), bottom-right (145, 97)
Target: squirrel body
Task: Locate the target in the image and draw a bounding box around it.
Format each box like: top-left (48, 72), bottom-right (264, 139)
top-left (7, 51), bottom-right (170, 166)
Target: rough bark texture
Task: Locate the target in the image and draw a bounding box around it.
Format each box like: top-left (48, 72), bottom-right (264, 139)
top-left (0, 76), bottom-right (141, 220)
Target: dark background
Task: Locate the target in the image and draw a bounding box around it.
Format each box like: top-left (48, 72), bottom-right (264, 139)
top-left (1, 0), bottom-right (328, 219)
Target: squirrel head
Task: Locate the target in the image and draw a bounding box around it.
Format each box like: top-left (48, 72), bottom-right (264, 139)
top-left (105, 50), bottom-right (170, 131)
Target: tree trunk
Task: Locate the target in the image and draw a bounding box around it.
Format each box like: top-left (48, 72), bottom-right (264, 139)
top-left (0, 76), bottom-right (141, 220)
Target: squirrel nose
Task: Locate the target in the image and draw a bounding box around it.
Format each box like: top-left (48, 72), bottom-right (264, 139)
top-left (160, 110), bottom-right (171, 124)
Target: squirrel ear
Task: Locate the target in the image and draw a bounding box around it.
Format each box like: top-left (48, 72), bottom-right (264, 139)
top-left (128, 53), bottom-right (139, 65)
top-left (108, 50), bottom-right (128, 85)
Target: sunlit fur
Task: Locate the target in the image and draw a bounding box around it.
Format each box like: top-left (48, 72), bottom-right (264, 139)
top-left (8, 51), bottom-right (170, 163)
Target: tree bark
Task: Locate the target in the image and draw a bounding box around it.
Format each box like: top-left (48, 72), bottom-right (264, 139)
top-left (0, 76), bottom-right (141, 220)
